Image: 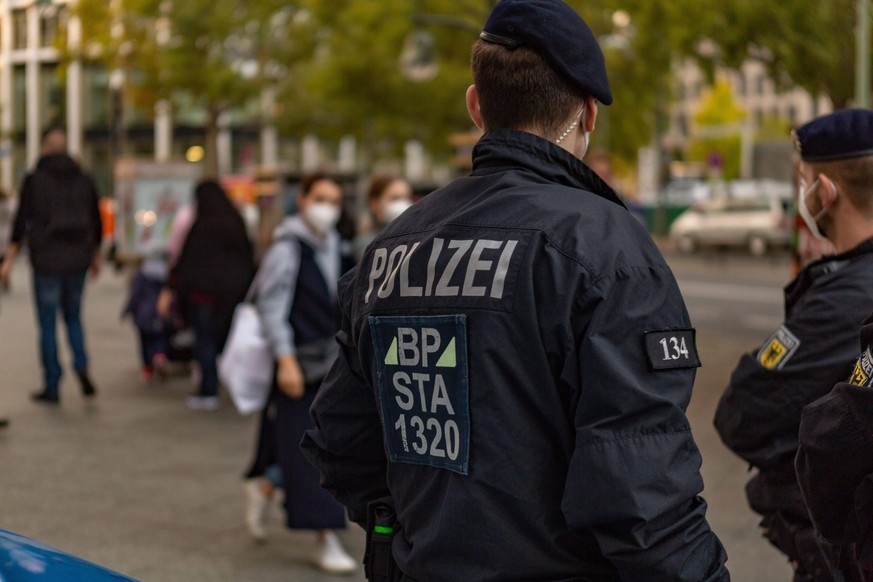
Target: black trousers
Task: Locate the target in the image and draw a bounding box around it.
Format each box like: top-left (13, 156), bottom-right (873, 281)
top-left (246, 381), bottom-right (346, 530)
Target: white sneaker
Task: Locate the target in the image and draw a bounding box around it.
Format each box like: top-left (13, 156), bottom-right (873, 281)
top-left (243, 479), bottom-right (270, 541)
top-left (185, 395), bottom-right (220, 411)
top-left (314, 531), bottom-right (357, 574)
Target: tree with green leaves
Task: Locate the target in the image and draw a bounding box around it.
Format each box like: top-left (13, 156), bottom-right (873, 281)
top-left (686, 79), bottom-right (747, 180)
top-left (65, 0), bottom-right (317, 177)
top-left (696, 0), bottom-right (867, 109)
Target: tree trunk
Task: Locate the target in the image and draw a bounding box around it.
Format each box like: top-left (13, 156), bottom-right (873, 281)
top-left (203, 107), bottom-right (220, 180)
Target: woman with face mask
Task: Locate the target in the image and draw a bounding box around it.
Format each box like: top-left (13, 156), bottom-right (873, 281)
top-left (353, 174), bottom-right (413, 261)
top-left (241, 173), bottom-right (356, 573)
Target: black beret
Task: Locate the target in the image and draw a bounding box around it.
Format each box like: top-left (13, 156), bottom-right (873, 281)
top-left (480, 0), bottom-right (613, 106)
top-left (793, 109), bottom-right (873, 162)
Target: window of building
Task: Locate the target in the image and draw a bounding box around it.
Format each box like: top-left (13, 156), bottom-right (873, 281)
top-left (13, 65), bottom-right (25, 132)
top-left (41, 6), bottom-right (66, 48)
top-left (787, 105), bottom-right (798, 126)
top-left (737, 74), bottom-right (747, 97)
top-left (83, 65), bottom-right (109, 127)
top-left (12, 8), bottom-right (27, 50)
top-left (41, 64), bottom-right (64, 127)
top-left (756, 74), bottom-right (766, 95)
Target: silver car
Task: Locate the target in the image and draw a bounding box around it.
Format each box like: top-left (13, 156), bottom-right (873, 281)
top-left (669, 196), bottom-right (793, 256)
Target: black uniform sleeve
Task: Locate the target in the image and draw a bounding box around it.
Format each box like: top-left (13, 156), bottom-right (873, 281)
top-left (301, 270), bottom-right (390, 527)
top-left (564, 265), bottom-right (728, 581)
top-left (10, 174), bottom-right (33, 245)
top-left (796, 383), bottom-right (873, 545)
top-left (714, 290), bottom-right (858, 469)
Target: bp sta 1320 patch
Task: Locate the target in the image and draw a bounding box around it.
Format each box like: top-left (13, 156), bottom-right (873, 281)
top-left (369, 315), bottom-right (470, 475)
top-left (644, 329), bottom-right (701, 370)
top-left (757, 325), bottom-right (801, 370)
top-left (848, 348), bottom-right (873, 388)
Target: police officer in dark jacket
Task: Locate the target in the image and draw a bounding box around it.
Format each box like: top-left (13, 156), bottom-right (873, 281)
top-left (797, 313), bottom-right (873, 581)
top-left (302, 1), bottom-right (728, 579)
top-left (715, 109), bottom-right (873, 581)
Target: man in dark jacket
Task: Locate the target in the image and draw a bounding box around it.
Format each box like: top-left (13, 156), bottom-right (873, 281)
top-left (0, 127), bottom-right (101, 404)
top-left (797, 313), bottom-right (873, 581)
top-left (715, 109), bottom-right (873, 581)
top-left (301, 1), bottom-right (728, 579)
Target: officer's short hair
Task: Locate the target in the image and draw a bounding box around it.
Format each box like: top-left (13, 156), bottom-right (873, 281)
top-left (810, 156), bottom-right (873, 216)
top-left (471, 39), bottom-right (584, 139)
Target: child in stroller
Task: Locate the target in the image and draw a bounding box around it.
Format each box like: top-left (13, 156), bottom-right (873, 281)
top-left (122, 254), bottom-right (176, 381)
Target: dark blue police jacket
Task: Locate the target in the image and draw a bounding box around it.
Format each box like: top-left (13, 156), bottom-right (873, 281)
top-left (715, 238), bottom-right (873, 527)
top-left (797, 312), bottom-right (873, 572)
top-left (302, 129), bottom-right (728, 581)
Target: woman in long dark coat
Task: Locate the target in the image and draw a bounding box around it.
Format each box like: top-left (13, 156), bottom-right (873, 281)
top-left (162, 180), bottom-right (255, 410)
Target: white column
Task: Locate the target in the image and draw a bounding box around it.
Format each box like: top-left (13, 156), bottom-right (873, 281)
top-left (154, 99), bottom-right (172, 162)
top-left (66, 14), bottom-right (83, 158)
top-left (338, 135), bottom-right (356, 174)
top-left (217, 111), bottom-right (232, 176)
top-left (0, 2), bottom-right (14, 193)
top-left (25, 4), bottom-right (41, 167)
top-left (302, 135), bottom-right (319, 172)
top-left (404, 140), bottom-right (425, 181)
top-left (260, 86), bottom-right (278, 168)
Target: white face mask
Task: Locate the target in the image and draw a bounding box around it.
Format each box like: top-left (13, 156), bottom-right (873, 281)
top-left (304, 203), bottom-right (341, 234)
top-left (383, 200), bottom-right (412, 223)
top-left (798, 179), bottom-right (828, 240)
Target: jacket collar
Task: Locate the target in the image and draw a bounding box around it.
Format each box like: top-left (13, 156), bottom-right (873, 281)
top-left (471, 128), bottom-right (626, 209)
top-left (785, 236), bottom-right (873, 312)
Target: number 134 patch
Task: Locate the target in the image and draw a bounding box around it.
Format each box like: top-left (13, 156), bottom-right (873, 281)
top-left (644, 329), bottom-right (701, 370)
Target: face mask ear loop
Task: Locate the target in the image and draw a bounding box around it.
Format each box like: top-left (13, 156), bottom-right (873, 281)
top-left (555, 107), bottom-right (585, 145)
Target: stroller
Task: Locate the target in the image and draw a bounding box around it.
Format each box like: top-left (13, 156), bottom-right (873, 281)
top-left (123, 255), bottom-right (194, 381)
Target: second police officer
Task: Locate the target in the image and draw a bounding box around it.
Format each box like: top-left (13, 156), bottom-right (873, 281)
top-left (715, 109), bottom-right (873, 581)
top-left (302, 0), bottom-right (729, 579)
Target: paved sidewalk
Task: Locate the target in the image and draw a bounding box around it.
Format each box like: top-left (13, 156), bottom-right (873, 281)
top-left (0, 266), bottom-right (366, 581)
top-left (0, 255), bottom-right (796, 581)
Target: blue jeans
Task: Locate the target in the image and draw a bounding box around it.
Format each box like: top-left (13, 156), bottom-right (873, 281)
top-left (32, 272), bottom-right (88, 395)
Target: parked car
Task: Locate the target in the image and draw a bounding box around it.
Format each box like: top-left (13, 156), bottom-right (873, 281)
top-left (0, 529), bottom-right (137, 581)
top-left (669, 196), bottom-right (793, 256)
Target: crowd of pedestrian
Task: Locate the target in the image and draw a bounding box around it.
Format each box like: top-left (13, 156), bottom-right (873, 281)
top-left (0, 121), bottom-right (413, 573)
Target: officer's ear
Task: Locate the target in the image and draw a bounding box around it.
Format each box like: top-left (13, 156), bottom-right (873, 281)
top-left (818, 173), bottom-right (838, 209)
top-left (583, 97), bottom-right (598, 133)
top-left (466, 85), bottom-right (484, 130)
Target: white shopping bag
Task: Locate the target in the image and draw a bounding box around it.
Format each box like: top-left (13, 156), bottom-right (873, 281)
top-left (218, 303), bottom-right (273, 415)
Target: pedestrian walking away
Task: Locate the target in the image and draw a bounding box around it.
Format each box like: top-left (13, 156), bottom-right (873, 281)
top-left (0, 127), bottom-right (101, 404)
top-left (715, 108), bottom-right (873, 581)
top-left (160, 180), bottom-right (255, 411)
top-left (302, 1), bottom-right (729, 579)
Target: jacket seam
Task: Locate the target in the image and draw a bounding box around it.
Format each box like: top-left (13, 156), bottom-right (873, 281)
top-left (577, 427), bottom-right (692, 448)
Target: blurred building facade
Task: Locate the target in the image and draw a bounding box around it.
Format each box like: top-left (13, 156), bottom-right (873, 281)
top-left (663, 59), bottom-right (833, 178)
top-left (0, 0), bottom-right (275, 196)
